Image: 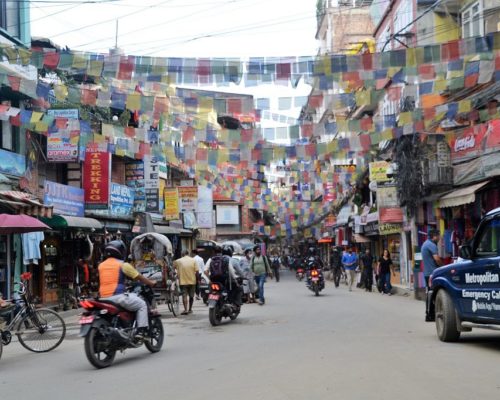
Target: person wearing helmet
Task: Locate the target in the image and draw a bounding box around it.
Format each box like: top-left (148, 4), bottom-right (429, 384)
top-left (98, 240), bottom-right (156, 339)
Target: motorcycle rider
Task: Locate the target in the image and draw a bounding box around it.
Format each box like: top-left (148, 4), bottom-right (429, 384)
top-left (305, 247), bottom-right (324, 287)
top-left (206, 246), bottom-right (242, 306)
top-left (98, 240), bottom-right (156, 339)
top-left (330, 246), bottom-right (343, 287)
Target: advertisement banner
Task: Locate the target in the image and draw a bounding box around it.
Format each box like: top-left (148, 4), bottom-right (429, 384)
top-left (43, 181), bottom-right (84, 217)
top-left (144, 156), bottom-right (160, 213)
top-left (47, 130), bottom-right (79, 162)
top-left (377, 186), bottom-right (399, 207)
top-left (0, 148), bottom-right (25, 176)
top-left (369, 161), bottom-right (391, 182)
top-left (178, 186), bottom-right (198, 212)
top-left (450, 119), bottom-right (500, 162)
top-left (83, 144), bottom-right (110, 209)
top-left (125, 161), bottom-right (145, 212)
top-left (379, 207), bottom-right (404, 223)
top-left (197, 186), bottom-right (213, 228)
top-left (46, 108), bottom-right (79, 119)
top-left (110, 183), bottom-right (135, 217)
top-left (216, 205), bottom-right (239, 225)
top-left (164, 188), bottom-right (179, 220)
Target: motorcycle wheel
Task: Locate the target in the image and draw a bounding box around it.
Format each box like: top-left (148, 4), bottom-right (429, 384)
top-left (84, 327), bottom-right (116, 369)
top-left (314, 285), bottom-right (320, 296)
top-left (145, 318), bottom-right (164, 353)
top-left (209, 305), bottom-right (222, 326)
top-left (0, 337), bottom-right (2, 361)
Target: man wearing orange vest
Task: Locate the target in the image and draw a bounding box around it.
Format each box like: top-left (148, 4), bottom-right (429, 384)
top-left (98, 240), bottom-right (156, 338)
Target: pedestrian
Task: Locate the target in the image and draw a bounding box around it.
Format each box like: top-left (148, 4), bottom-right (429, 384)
top-left (421, 229), bottom-right (442, 289)
top-left (377, 249), bottom-right (395, 295)
top-left (251, 245), bottom-right (272, 305)
top-left (422, 229), bottom-right (442, 319)
top-left (173, 250), bottom-right (198, 315)
top-left (341, 247), bottom-right (358, 292)
top-left (239, 248), bottom-right (256, 303)
top-left (360, 248), bottom-right (374, 292)
top-left (192, 249), bottom-right (205, 300)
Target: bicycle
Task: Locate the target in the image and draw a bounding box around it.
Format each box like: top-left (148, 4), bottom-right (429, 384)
top-left (0, 272), bottom-right (66, 358)
top-left (164, 265), bottom-right (180, 317)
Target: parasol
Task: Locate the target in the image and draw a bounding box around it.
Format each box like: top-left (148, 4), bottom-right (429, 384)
top-left (0, 214), bottom-right (51, 234)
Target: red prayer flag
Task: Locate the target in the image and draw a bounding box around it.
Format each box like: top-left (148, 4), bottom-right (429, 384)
top-left (43, 52), bottom-right (60, 69)
top-left (276, 63), bottom-right (291, 80)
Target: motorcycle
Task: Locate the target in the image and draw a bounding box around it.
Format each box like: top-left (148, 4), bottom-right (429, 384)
top-left (198, 273), bottom-right (209, 305)
top-left (307, 267), bottom-right (325, 296)
top-left (296, 267), bottom-right (305, 281)
top-left (79, 284), bottom-right (164, 369)
top-left (208, 280), bottom-right (241, 326)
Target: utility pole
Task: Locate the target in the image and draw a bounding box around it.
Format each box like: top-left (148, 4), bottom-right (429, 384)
top-left (115, 19), bottom-right (119, 49)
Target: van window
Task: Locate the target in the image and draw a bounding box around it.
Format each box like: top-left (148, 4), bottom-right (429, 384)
top-left (475, 217), bottom-right (500, 257)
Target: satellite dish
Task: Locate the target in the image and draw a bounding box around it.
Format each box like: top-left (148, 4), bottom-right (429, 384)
top-left (368, 181), bottom-right (378, 192)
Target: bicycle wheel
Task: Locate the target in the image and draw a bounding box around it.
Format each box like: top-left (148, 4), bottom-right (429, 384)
top-left (170, 284), bottom-right (180, 317)
top-left (17, 308), bottom-right (66, 353)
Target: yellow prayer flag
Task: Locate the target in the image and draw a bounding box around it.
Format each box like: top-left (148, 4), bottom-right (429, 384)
top-left (398, 112), bottom-right (413, 126)
top-left (458, 100), bottom-right (472, 113)
top-left (54, 84), bottom-right (68, 102)
top-left (126, 93), bottom-right (141, 111)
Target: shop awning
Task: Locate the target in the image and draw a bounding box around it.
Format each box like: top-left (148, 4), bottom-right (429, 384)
top-left (154, 224), bottom-right (192, 236)
top-left (318, 238), bottom-right (333, 243)
top-left (41, 215), bottom-right (102, 230)
top-left (438, 181), bottom-right (490, 208)
top-left (353, 234), bottom-right (371, 243)
top-left (0, 191), bottom-right (53, 217)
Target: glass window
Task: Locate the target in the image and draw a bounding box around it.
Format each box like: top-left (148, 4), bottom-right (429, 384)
top-left (475, 217), bottom-right (500, 257)
top-left (462, 1), bottom-right (483, 38)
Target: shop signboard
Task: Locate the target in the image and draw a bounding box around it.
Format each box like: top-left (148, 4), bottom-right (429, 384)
top-left (197, 186), bottom-right (213, 228)
top-left (450, 120), bottom-right (500, 162)
top-left (377, 186), bottom-right (399, 208)
top-left (125, 161), bottom-right (145, 212)
top-left (46, 109), bottom-right (79, 119)
top-left (83, 143), bottom-right (110, 209)
top-left (43, 181), bottom-right (84, 217)
top-left (182, 211), bottom-right (198, 229)
top-left (379, 223), bottom-right (402, 236)
top-left (143, 156), bottom-right (159, 213)
top-left (178, 186), bottom-right (198, 212)
top-left (369, 161), bottom-right (391, 182)
top-left (164, 188), bottom-right (179, 220)
top-left (379, 207), bottom-right (404, 223)
top-left (216, 205), bottom-right (239, 225)
top-left (47, 130), bottom-right (79, 162)
top-left (110, 183), bottom-right (135, 217)
top-left (0, 149), bottom-right (25, 176)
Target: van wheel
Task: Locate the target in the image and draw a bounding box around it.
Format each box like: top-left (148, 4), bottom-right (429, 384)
top-left (435, 290), bottom-right (461, 342)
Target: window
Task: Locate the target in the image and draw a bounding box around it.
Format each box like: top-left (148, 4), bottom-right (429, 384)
top-left (462, 1), bottom-right (483, 38)
top-left (475, 217), bottom-right (500, 257)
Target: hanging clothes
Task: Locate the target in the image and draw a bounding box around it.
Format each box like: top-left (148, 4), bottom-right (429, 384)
top-left (22, 231), bottom-right (44, 265)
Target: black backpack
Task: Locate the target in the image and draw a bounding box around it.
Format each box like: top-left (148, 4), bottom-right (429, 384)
top-left (210, 255), bottom-right (229, 282)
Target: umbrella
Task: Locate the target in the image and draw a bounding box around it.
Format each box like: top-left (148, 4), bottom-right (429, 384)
top-left (0, 214), bottom-right (51, 234)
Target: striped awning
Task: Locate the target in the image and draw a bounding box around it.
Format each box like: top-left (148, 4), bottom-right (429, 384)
top-left (0, 191), bottom-right (53, 217)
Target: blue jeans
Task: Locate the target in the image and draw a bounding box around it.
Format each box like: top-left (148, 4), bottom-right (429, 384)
top-left (380, 272), bottom-right (392, 294)
top-left (254, 273), bottom-right (266, 302)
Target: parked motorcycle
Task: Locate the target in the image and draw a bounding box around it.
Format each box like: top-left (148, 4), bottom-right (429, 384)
top-left (296, 267), bottom-right (305, 281)
top-left (307, 267), bottom-right (325, 296)
top-left (79, 284), bottom-right (164, 369)
top-left (208, 280), bottom-right (241, 326)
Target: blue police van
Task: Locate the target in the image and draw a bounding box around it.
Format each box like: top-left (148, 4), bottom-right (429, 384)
top-left (426, 207), bottom-right (500, 341)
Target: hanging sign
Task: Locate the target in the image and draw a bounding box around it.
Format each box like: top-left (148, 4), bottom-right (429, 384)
top-left (83, 143), bottom-right (110, 209)
top-left (197, 186), bottom-right (213, 229)
top-left (47, 130), bottom-right (79, 162)
top-left (110, 183), bottom-right (135, 216)
top-left (144, 155), bottom-right (159, 213)
top-left (164, 188), bottom-right (179, 220)
top-left (125, 161), bottom-right (145, 212)
top-left (369, 161), bottom-right (391, 182)
top-left (178, 186), bottom-right (198, 212)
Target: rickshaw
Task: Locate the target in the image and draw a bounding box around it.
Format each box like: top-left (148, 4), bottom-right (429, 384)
top-left (130, 232), bottom-right (180, 317)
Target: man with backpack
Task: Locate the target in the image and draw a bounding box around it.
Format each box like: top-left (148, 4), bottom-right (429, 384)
top-left (251, 245), bottom-right (272, 305)
top-left (206, 246), bottom-right (241, 305)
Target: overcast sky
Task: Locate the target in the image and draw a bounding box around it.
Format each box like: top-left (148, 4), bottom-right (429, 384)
top-left (30, 0), bottom-right (319, 58)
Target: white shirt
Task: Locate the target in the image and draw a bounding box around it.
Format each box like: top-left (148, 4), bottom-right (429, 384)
top-left (193, 255), bottom-right (205, 274)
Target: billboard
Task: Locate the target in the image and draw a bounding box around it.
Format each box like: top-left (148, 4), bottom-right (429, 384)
top-left (83, 144), bottom-right (110, 209)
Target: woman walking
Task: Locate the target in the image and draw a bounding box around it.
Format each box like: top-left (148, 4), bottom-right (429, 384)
top-left (377, 249), bottom-right (395, 295)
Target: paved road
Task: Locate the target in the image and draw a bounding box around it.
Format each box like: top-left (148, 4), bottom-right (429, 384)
top-left (1, 271), bottom-right (500, 400)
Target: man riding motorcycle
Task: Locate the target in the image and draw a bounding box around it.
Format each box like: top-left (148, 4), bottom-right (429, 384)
top-left (206, 246), bottom-right (242, 306)
top-left (98, 240), bottom-right (156, 339)
top-left (304, 247), bottom-right (325, 287)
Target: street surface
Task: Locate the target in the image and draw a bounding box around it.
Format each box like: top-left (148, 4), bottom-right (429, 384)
top-left (1, 271), bottom-right (499, 400)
